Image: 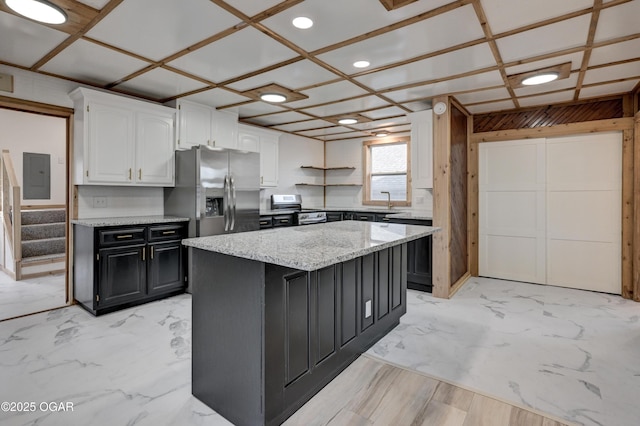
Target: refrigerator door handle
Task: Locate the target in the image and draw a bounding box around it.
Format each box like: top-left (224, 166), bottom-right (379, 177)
top-left (230, 175), bottom-right (237, 231)
top-left (223, 175), bottom-right (230, 232)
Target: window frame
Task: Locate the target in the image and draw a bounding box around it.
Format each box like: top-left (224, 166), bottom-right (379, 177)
top-left (362, 137), bottom-right (411, 207)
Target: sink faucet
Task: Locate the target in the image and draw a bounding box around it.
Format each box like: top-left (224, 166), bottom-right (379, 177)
top-left (380, 191), bottom-right (392, 209)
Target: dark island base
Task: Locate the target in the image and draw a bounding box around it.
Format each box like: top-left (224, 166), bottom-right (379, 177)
top-left (191, 244), bottom-right (407, 426)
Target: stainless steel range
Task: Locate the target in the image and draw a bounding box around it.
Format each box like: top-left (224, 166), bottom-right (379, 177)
top-left (270, 194), bottom-right (327, 225)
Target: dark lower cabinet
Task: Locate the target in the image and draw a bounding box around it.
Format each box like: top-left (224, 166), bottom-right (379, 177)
top-left (98, 244), bottom-right (146, 308)
top-left (191, 244), bottom-right (408, 426)
top-left (387, 218), bottom-right (433, 293)
top-left (73, 221), bottom-right (187, 316)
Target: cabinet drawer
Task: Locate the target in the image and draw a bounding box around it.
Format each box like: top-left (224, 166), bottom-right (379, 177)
top-left (99, 228), bottom-right (146, 246)
top-left (148, 224), bottom-right (185, 242)
top-left (259, 216), bottom-right (273, 229)
top-left (273, 214), bottom-right (294, 227)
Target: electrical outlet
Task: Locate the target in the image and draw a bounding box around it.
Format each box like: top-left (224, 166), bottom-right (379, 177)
top-left (93, 196), bottom-right (107, 208)
top-left (365, 300), bottom-right (372, 318)
top-left (416, 196), bottom-right (425, 205)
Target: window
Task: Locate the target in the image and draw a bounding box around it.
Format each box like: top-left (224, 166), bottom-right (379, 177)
top-left (363, 138), bottom-right (411, 206)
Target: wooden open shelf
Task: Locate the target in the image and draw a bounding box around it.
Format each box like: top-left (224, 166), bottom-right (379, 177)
top-left (300, 166), bottom-right (356, 171)
top-left (295, 183), bottom-right (362, 187)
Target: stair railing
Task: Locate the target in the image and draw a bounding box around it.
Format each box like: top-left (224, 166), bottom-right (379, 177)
top-left (1, 149), bottom-right (22, 275)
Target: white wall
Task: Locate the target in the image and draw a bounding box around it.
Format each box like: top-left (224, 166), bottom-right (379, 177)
top-left (325, 136), bottom-right (433, 211)
top-left (0, 109), bottom-right (66, 205)
top-left (76, 186), bottom-right (164, 219)
top-left (260, 133), bottom-right (325, 210)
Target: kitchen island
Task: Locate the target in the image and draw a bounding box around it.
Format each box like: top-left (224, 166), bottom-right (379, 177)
top-left (182, 221), bottom-right (439, 426)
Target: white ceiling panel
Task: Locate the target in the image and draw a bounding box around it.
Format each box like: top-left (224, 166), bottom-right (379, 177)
top-left (168, 27), bottom-right (298, 84)
top-left (75, 0), bottom-right (110, 9)
top-left (595, 0), bottom-right (640, 42)
top-left (87, 0), bottom-right (240, 62)
top-left (324, 132), bottom-right (374, 141)
top-left (354, 43), bottom-right (497, 91)
top-left (273, 120), bottom-right (334, 133)
top-left (0, 12), bottom-right (68, 68)
top-left (235, 102), bottom-right (287, 118)
top-left (183, 88), bottom-right (251, 108)
top-left (505, 52), bottom-right (584, 75)
top-left (384, 70), bottom-right (504, 102)
top-left (454, 87), bottom-right (511, 104)
top-left (590, 38), bottom-right (640, 67)
top-left (497, 15), bottom-right (591, 63)
top-left (361, 106), bottom-right (407, 120)
top-left (483, 0), bottom-right (593, 34)
top-left (402, 100), bottom-right (433, 112)
top-left (114, 68), bottom-right (208, 99)
top-left (352, 116), bottom-right (410, 131)
top-left (579, 80), bottom-right (638, 99)
top-left (40, 39), bottom-right (148, 86)
top-left (261, 0), bottom-right (453, 52)
top-left (287, 81), bottom-right (369, 109)
top-left (223, 0), bottom-right (283, 17)
top-left (517, 91), bottom-right (575, 108)
top-left (515, 74), bottom-right (580, 97)
top-left (301, 95), bottom-right (390, 117)
top-left (317, 5), bottom-right (484, 74)
top-left (300, 126), bottom-right (351, 137)
top-left (245, 111), bottom-right (311, 126)
top-left (583, 62), bottom-right (640, 85)
top-left (226, 59), bottom-right (336, 92)
top-left (466, 100), bottom-right (516, 115)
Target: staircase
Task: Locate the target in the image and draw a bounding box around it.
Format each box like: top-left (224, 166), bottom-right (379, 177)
top-left (19, 208), bottom-right (66, 278)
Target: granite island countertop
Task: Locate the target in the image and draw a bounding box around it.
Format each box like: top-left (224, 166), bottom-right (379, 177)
top-left (385, 211), bottom-right (433, 220)
top-left (183, 221), bottom-right (439, 271)
top-left (71, 215), bottom-right (190, 227)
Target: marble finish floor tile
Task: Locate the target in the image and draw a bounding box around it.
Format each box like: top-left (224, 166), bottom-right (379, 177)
top-left (0, 271), bottom-right (67, 321)
top-left (367, 277), bottom-right (640, 426)
top-left (0, 295), bottom-right (232, 426)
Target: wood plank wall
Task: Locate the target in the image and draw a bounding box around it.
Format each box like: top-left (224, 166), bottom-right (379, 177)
top-left (449, 105), bottom-right (468, 286)
top-left (468, 94), bottom-right (638, 300)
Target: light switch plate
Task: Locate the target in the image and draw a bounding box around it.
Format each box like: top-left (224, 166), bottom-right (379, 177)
top-left (0, 73), bottom-right (14, 93)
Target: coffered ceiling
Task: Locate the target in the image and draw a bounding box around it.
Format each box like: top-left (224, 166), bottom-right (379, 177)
top-left (1, 0), bottom-right (638, 141)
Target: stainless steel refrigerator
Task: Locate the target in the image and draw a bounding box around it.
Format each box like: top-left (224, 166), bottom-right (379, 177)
top-left (165, 145), bottom-right (260, 237)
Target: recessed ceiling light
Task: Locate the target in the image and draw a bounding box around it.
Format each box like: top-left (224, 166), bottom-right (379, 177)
top-left (521, 72), bottom-right (559, 86)
top-left (292, 16), bottom-right (313, 29)
top-left (5, 0), bottom-right (67, 24)
top-left (260, 93), bottom-right (287, 103)
top-left (338, 118), bottom-right (358, 125)
top-left (353, 60), bottom-right (370, 68)
top-left (375, 131), bottom-right (389, 137)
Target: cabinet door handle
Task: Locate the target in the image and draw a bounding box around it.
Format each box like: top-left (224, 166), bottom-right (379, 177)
top-left (138, 169), bottom-right (142, 180)
top-left (162, 230), bottom-right (176, 235)
top-left (116, 234), bottom-right (133, 239)
top-left (281, 219), bottom-right (289, 223)
top-left (128, 168), bottom-right (132, 180)
top-left (142, 247), bottom-right (146, 261)
top-left (150, 246), bottom-right (154, 260)
top-left (212, 140), bottom-right (216, 146)
top-left (261, 176), bottom-right (264, 184)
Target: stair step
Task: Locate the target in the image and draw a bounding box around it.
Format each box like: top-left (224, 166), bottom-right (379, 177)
top-left (21, 253), bottom-right (65, 265)
top-left (22, 223), bottom-right (66, 241)
top-left (21, 209), bottom-right (66, 225)
top-left (22, 237), bottom-right (66, 258)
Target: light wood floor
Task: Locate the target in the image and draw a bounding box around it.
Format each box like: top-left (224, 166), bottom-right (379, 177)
top-left (284, 355), bottom-right (570, 426)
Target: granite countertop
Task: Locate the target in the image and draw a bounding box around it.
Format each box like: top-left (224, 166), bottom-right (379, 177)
top-left (183, 221), bottom-right (439, 271)
top-left (259, 209), bottom-right (298, 215)
top-left (71, 216), bottom-right (190, 227)
top-left (385, 211), bottom-right (433, 220)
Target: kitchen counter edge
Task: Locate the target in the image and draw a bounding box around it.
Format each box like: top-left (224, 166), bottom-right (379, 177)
top-left (71, 216), bottom-right (190, 227)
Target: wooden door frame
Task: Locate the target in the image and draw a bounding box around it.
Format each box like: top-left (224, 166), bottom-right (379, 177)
top-left (0, 95), bottom-right (74, 305)
top-left (470, 116), bottom-right (635, 300)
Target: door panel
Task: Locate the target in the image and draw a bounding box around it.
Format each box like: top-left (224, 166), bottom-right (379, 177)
top-left (230, 150), bottom-right (260, 232)
top-left (284, 273), bottom-right (309, 386)
top-left (23, 152), bottom-right (50, 199)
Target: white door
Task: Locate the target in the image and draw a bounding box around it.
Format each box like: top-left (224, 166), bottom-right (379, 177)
top-left (479, 139), bottom-right (546, 284)
top-left (135, 111), bottom-right (175, 186)
top-left (479, 132), bottom-right (622, 294)
top-left (211, 109), bottom-right (238, 149)
top-left (546, 133), bottom-right (621, 293)
top-left (259, 135), bottom-right (279, 187)
top-left (177, 101), bottom-right (210, 149)
top-left (238, 127), bottom-right (260, 152)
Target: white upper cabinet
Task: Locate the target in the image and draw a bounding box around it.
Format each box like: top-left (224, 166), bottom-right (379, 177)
top-left (238, 124), bottom-right (279, 187)
top-left (408, 110), bottom-right (433, 189)
top-left (70, 87), bottom-right (175, 187)
top-left (175, 99), bottom-right (238, 150)
top-left (135, 111), bottom-right (175, 185)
